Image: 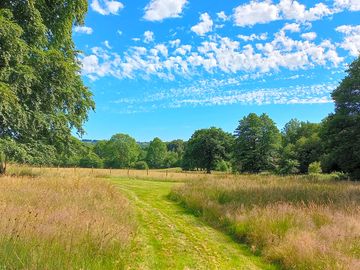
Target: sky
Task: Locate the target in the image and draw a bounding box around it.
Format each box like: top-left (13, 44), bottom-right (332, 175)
top-left (73, 0), bottom-right (360, 141)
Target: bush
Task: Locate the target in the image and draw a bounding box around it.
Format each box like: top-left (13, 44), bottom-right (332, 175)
top-left (133, 161), bottom-right (149, 170)
top-left (79, 152), bottom-right (103, 168)
top-left (308, 161), bottom-right (322, 174)
top-left (215, 160), bottom-right (232, 172)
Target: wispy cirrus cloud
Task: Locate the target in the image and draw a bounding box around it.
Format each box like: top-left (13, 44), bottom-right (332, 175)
top-left (111, 80), bottom-right (336, 113)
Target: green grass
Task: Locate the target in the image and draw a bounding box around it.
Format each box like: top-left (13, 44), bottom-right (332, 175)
top-left (170, 175), bottom-right (360, 270)
top-left (0, 172), bottom-right (135, 270)
top-left (112, 177), bottom-right (277, 270)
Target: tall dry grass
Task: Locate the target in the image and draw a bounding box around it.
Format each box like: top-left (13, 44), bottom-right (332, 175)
top-left (170, 175), bottom-right (360, 270)
top-left (0, 168), bottom-right (135, 269)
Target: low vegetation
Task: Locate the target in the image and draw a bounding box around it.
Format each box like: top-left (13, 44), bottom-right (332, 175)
top-left (0, 169), bottom-right (135, 269)
top-left (170, 175), bottom-right (360, 269)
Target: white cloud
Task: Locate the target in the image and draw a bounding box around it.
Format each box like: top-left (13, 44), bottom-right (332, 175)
top-left (74, 26), bottom-right (93, 34)
top-left (191, 13), bottom-right (213, 36)
top-left (334, 0), bottom-right (360, 11)
top-left (117, 30), bottom-right (123, 36)
top-left (301, 32), bottom-right (317, 40)
top-left (279, 0), bottom-right (332, 21)
top-left (103, 40), bottom-right (112, 49)
top-left (238, 33), bottom-right (268, 41)
top-left (233, 0), bottom-right (334, 27)
top-left (143, 0), bottom-right (187, 21)
top-left (233, 1), bottom-right (280, 27)
top-left (169, 39), bottom-right (181, 47)
top-left (336, 25), bottom-right (360, 56)
top-left (217, 11), bottom-right (229, 21)
top-left (154, 44), bottom-right (168, 57)
top-left (91, 0), bottom-right (124, 15)
top-left (281, 23), bottom-right (301, 32)
top-left (336, 25), bottom-right (360, 34)
top-left (81, 27), bottom-right (346, 81)
top-left (144, 31), bottom-right (155, 43)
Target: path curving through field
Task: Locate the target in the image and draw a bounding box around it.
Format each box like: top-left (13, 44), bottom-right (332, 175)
top-left (112, 178), bottom-right (276, 270)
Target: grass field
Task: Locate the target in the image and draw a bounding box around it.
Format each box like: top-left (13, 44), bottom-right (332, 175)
top-left (0, 169), bottom-right (135, 269)
top-left (2, 166), bottom-right (360, 269)
top-left (170, 175), bottom-right (360, 270)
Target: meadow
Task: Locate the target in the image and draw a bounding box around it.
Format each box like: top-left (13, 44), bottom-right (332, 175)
top-left (170, 175), bottom-right (360, 269)
top-left (2, 165), bottom-right (360, 269)
top-left (0, 167), bottom-right (135, 269)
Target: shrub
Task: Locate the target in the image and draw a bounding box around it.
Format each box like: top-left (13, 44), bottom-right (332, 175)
top-left (215, 160), bottom-right (232, 172)
top-left (133, 161), bottom-right (149, 170)
top-left (79, 152), bottom-right (103, 168)
top-left (308, 161), bottom-right (322, 174)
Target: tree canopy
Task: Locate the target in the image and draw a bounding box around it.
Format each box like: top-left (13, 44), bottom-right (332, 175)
top-left (321, 56), bottom-right (360, 179)
top-left (182, 127), bottom-right (234, 173)
top-left (0, 1), bottom-right (94, 172)
top-left (234, 113), bottom-right (281, 173)
top-left (146, 137), bottom-right (167, 169)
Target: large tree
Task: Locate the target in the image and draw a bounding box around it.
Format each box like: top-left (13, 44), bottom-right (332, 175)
top-left (0, 1), bottom-right (94, 173)
top-left (146, 137), bottom-right (167, 169)
top-left (182, 127), bottom-right (234, 173)
top-left (321, 56), bottom-right (360, 179)
top-left (103, 134), bottom-right (140, 169)
top-left (280, 119), bottom-right (323, 174)
top-left (234, 113), bottom-right (281, 173)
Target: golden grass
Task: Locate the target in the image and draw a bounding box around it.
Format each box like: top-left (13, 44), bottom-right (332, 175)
top-left (0, 168), bottom-right (135, 269)
top-left (170, 175), bottom-right (360, 270)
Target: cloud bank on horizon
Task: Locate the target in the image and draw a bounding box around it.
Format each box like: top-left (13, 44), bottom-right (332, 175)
top-left (74, 0), bottom-right (360, 113)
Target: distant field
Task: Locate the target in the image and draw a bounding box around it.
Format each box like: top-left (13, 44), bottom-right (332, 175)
top-left (170, 175), bottom-right (360, 270)
top-left (0, 168), bottom-right (135, 269)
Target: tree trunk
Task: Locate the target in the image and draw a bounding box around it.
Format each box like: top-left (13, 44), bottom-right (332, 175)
top-left (0, 153), bottom-right (6, 175)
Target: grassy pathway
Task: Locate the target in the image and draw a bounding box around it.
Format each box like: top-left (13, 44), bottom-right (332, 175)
top-left (112, 178), bottom-right (276, 270)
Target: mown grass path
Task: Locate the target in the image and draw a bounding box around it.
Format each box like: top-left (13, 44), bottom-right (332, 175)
top-left (112, 178), bottom-right (276, 270)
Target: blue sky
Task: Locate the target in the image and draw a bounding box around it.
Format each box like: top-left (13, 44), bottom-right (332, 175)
top-left (73, 0), bottom-right (360, 141)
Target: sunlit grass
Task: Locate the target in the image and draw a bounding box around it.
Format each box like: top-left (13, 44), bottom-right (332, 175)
top-left (0, 167), bottom-right (135, 269)
top-left (170, 175), bottom-right (360, 270)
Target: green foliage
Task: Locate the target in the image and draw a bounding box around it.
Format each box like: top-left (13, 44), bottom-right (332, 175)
top-left (182, 127), bottom-right (234, 173)
top-left (133, 161), bottom-right (149, 170)
top-left (146, 137), bottom-right (167, 169)
top-left (0, 1), bottom-right (94, 172)
top-left (79, 152), bottom-right (103, 168)
top-left (215, 160), bottom-right (232, 172)
top-left (164, 151), bottom-right (179, 168)
top-left (234, 113), bottom-right (281, 173)
top-left (321, 56), bottom-right (360, 180)
top-left (103, 134), bottom-right (140, 169)
top-left (166, 139), bottom-right (185, 167)
top-left (277, 144), bottom-right (300, 175)
top-left (280, 119), bottom-right (324, 174)
top-left (308, 161), bottom-right (322, 174)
